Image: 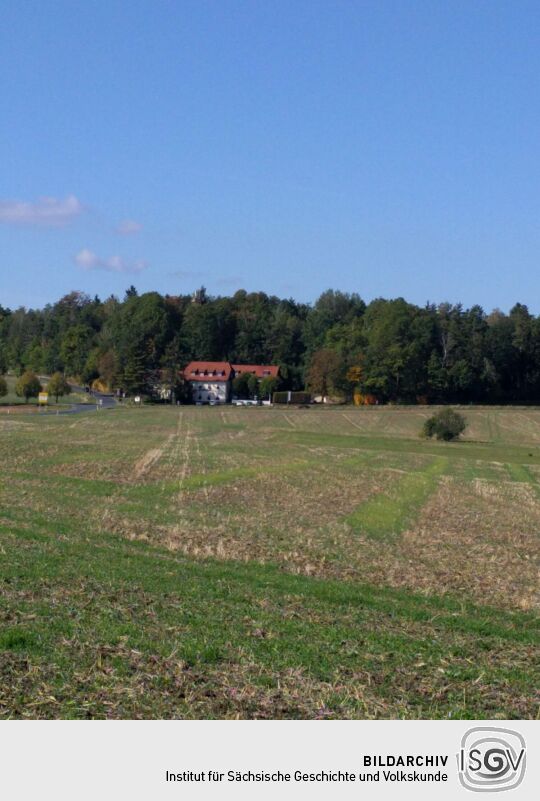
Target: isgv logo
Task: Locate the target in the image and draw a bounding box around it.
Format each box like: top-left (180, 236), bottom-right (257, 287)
top-left (457, 727), bottom-right (526, 793)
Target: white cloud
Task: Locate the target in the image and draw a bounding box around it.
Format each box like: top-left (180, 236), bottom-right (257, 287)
top-left (0, 195), bottom-right (83, 226)
top-left (75, 249), bottom-right (99, 269)
top-left (75, 249), bottom-right (148, 274)
top-left (116, 219), bottom-right (142, 235)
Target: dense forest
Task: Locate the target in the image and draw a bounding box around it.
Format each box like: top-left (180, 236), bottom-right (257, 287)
top-left (1, 286), bottom-right (540, 404)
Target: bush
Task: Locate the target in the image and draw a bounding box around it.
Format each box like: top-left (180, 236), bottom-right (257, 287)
top-left (0, 376), bottom-right (7, 398)
top-left (422, 408), bottom-right (467, 441)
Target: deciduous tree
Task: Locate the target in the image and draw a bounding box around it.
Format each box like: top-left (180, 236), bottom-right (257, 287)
top-left (47, 372), bottom-right (71, 403)
top-left (306, 349), bottom-right (343, 399)
top-left (259, 375), bottom-right (279, 400)
top-left (15, 371), bottom-right (42, 403)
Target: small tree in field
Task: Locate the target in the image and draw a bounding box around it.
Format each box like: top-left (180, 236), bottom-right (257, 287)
top-left (47, 372), bottom-right (71, 403)
top-left (15, 371), bottom-right (42, 403)
top-left (259, 375), bottom-right (279, 400)
top-left (422, 408), bottom-right (467, 441)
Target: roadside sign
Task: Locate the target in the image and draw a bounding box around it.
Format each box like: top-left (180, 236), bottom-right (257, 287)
top-left (38, 392), bottom-right (48, 405)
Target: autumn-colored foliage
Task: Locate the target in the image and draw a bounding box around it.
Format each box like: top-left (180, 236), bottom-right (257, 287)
top-left (15, 371), bottom-right (42, 403)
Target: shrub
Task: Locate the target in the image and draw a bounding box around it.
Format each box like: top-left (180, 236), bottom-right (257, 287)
top-left (422, 408), bottom-right (467, 441)
top-left (0, 376), bottom-right (7, 398)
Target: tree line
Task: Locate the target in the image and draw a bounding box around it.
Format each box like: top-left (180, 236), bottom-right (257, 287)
top-left (1, 285), bottom-right (539, 404)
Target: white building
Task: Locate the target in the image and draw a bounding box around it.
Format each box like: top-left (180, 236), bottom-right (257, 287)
top-left (183, 361), bottom-right (233, 403)
top-left (182, 361), bottom-right (280, 404)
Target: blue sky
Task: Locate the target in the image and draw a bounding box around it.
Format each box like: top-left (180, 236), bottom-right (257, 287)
top-left (1, 0), bottom-right (540, 311)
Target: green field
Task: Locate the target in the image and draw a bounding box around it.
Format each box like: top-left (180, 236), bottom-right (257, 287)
top-left (0, 404), bottom-right (538, 719)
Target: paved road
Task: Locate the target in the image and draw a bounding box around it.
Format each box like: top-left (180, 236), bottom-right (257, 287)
top-left (38, 381), bottom-right (117, 416)
top-left (63, 392), bottom-right (116, 415)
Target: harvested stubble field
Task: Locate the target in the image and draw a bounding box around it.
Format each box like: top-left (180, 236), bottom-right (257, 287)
top-left (1, 404), bottom-right (539, 719)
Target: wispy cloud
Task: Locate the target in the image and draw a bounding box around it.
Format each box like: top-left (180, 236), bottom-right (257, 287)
top-left (116, 219), bottom-right (142, 235)
top-left (75, 249), bottom-right (148, 274)
top-left (0, 195), bottom-right (83, 226)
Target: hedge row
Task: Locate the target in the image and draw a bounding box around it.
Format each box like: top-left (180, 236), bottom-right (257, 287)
top-left (272, 391), bottom-right (312, 404)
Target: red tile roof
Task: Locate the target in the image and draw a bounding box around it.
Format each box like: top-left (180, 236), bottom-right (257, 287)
top-left (232, 364), bottom-right (279, 379)
top-left (183, 361), bottom-right (233, 382)
top-left (183, 362), bottom-right (279, 382)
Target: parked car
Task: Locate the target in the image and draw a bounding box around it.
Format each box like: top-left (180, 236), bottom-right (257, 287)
top-left (232, 399), bottom-right (260, 406)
